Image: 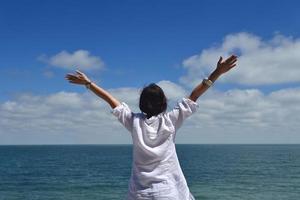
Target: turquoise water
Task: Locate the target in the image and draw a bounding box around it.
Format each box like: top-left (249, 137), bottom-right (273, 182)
top-left (0, 144), bottom-right (299, 200)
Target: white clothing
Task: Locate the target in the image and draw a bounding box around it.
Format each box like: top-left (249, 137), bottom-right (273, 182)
top-left (112, 97), bottom-right (198, 200)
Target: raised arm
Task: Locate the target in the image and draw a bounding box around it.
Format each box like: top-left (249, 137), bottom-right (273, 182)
top-left (65, 70), bottom-right (121, 108)
top-left (188, 55), bottom-right (237, 102)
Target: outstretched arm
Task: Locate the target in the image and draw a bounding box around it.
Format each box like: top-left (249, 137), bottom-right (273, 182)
top-left (189, 55), bottom-right (237, 102)
top-left (65, 70), bottom-right (121, 109)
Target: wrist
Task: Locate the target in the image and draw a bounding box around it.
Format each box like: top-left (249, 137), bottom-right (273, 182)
top-left (209, 69), bottom-right (221, 82)
top-left (202, 78), bottom-right (213, 87)
top-left (85, 80), bottom-right (92, 85)
top-left (85, 80), bottom-right (92, 89)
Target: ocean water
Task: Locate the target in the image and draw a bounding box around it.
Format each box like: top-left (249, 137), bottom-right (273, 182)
top-left (0, 144), bottom-right (299, 200)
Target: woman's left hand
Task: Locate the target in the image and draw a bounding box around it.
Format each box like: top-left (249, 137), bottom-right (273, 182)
top-left (65, 70), bottom-right (91, 85)
top-left (215, 55), bottom-right (238, 75)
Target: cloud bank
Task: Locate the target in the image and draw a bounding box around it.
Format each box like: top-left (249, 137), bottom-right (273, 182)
top-left (180, 32), bottom-right (300, 86)
top-left (1, 82), bottom-right (299, 144)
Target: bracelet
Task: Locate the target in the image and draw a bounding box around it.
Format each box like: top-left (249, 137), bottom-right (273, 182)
top-left (202, 78), bottom-right (213, 87)
top-left (85, 81), bottom-right (92, 89)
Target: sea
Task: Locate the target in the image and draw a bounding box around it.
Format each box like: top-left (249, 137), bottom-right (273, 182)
top-left (0, 144), bottom-right (299, 200)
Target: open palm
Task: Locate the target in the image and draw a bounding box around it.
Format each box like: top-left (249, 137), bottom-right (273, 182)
top-left (216, 55), bottom-right (237, 75)
top-left (65, 70), bottom-right (91, 85)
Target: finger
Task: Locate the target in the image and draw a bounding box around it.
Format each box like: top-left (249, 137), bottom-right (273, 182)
top-left (68, 79), bottom-right (78, 82)
top-left (65, 75), bottom-right (77, 80)
top-left (228, 54), bottom-right (237, 60)
top-left (225, 58), bottom-right (235, 65)
top-left (229, 54), bottom-right (237, 59)
top-left (65, 75), bottom-right (72, 80)
top-left (76, 70), bottom-right (84, 76)
top-left (225, 55), bottom-right (236, 63)
top-left (66, 77), bottom-right (81, 83)
top-left (66, 73), bottom-right (77, 76)
top-left (218, 56), bottom-right (223, 64)
top-left (228, 58), bottom-right (237, 65)
top-left (229, 64), bottom-right (236, 69)
top-left (65, 74), bottom-right (77, 79)
top-left (69, 80), bottom-right (81, 84)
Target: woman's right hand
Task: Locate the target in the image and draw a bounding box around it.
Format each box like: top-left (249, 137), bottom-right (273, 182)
top-left (65, 69), bottom-right (121, 108)
top-left (65, 70), bottom-right (91, 85)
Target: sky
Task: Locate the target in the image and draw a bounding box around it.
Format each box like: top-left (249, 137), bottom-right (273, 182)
top-left (1, 0), bottom-right (300, 144)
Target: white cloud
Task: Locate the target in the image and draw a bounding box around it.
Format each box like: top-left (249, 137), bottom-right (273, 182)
top-left (157, 80), bottom-right (188, 100)
top-left (180, 32), bottom-right (300, 86)
top-left (108, 87), bottom-right (140, 110)
top-left (0, 82), bottom-right (299, 144)
top-left (39, 50), bottom-right (104, 70)
top-left (175, 87), bottom-right (300, 144)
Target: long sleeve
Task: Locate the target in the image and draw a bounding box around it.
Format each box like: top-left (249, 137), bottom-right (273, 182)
top-left (167, 98), bottom-right (198, 130)
top-left (111, 102), bottom-right (134, 132)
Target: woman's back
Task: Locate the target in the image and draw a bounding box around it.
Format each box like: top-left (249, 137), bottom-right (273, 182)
top-left (112, 98), bottom-right (198, 200)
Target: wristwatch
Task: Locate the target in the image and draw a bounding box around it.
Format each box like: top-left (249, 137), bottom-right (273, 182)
top-left (202, 78), bottom-right (213, 87)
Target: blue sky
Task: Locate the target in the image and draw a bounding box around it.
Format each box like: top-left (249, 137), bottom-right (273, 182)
top-left (1, 0), bottom-right (300, 144)
top-left (1, 0), bottom-right (300, 99)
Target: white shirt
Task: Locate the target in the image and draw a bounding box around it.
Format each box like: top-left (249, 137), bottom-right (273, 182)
top-left (112, 97), bottom-right (198, 200)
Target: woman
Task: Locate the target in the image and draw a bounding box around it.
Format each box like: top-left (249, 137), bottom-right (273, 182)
top-left (65, 55), bottom-right (237, 199)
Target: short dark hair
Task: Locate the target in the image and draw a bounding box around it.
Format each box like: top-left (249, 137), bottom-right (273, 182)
top-left (139, 83), bottom-right (167, 118)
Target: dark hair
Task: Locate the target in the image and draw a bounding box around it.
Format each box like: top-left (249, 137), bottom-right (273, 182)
top-left (139, 83), bottom-right (167, 119)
